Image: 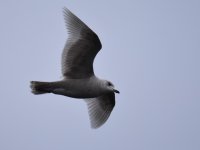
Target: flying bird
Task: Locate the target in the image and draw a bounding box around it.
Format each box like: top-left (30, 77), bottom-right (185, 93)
top-left (30, 7), bottom-right (119, 129)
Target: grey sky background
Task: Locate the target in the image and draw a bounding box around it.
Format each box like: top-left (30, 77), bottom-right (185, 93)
top-left (0, 0), bottom-right (200, 150)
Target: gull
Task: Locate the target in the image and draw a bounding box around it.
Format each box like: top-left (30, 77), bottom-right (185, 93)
top-left (30, 7), bottom-right (119, 129)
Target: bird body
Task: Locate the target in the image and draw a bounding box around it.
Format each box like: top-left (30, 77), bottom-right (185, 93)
top-left (31, 76), bottom-right (110, 98)
top-left (30, 7), bottom-right (119, 129)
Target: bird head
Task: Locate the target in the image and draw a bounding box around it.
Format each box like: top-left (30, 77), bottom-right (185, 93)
top-left (104, 80), bottom-right (120, 94)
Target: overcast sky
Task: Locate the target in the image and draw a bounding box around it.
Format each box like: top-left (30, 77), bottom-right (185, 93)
top-left (0, 0), bottom-right (200, 150)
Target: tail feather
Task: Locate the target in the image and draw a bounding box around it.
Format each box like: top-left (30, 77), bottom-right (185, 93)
top-left (30, 81), bottom-right (52, 95)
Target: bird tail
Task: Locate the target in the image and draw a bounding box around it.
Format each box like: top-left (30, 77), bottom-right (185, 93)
top-left (30, 81), bottom-right (53, 95)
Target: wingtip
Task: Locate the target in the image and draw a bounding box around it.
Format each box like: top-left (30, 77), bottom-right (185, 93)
top-left (62, 7), bottom-right (72, 16)
top-left (90, 123), bottom-right (102, 129)
top-left (62, 7), bottom-right (68, 12)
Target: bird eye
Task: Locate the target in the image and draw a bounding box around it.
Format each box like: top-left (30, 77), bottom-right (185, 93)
top-left (107, 82), bottom-right (112, 86)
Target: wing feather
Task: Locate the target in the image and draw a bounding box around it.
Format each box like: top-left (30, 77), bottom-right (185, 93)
top-left (84, 92), bottom-right (115, 129)
top-left (62, 8), bottom-right (102, 79)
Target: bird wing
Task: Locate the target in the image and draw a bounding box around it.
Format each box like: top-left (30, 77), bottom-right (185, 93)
top-left (62, 8), bottom-right (102, 79)
top-left (84, 92), bottom-right (115, 129)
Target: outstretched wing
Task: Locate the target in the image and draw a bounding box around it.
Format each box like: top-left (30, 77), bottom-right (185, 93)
top-left (84, 92), bottom-right (115, 129)
top-left (62, 8), bottom-right (102, 79)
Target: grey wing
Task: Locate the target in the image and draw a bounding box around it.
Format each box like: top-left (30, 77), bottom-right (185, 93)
top-left (62, 8), bottom-right (102, 79)
top-left (84, 92), bottom-right (115, 129)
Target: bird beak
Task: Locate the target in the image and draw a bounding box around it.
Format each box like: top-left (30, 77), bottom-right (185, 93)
top-left (113, 89), bottom-right (120, 94)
